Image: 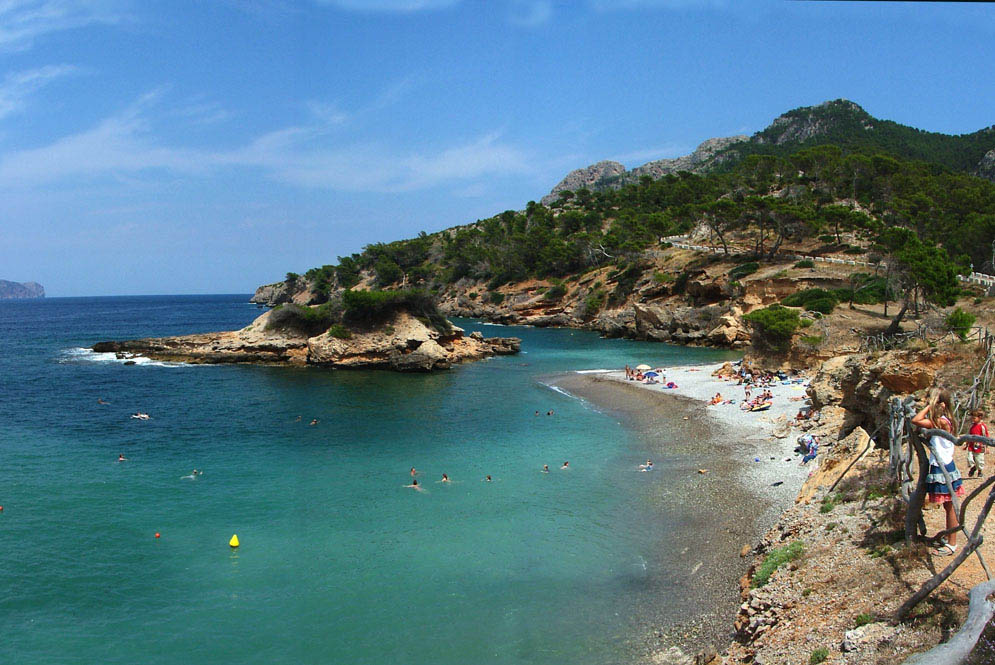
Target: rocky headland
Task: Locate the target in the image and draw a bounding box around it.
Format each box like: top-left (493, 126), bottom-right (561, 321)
top-left (93, 307), bottom-right (520, 371)
top-left (0, 280), bottom-right (44, 299)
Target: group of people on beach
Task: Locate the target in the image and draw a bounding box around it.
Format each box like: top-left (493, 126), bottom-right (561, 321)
top-left (911, 390), bottom-right (989, 557)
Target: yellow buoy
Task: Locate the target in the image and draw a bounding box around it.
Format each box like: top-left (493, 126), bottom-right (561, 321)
top-left (229, 534), bottom-right (239, 548)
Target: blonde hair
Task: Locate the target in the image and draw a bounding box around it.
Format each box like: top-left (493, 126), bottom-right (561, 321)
top-left (930, 389), bottom-right (955, 432)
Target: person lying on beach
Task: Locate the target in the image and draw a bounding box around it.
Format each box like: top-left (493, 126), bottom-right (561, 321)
top-left (709, 393), bottom-right (723, 405)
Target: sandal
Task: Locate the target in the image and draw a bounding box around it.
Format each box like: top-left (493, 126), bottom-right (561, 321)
top-left (933, 543), bottom-right (957, 556)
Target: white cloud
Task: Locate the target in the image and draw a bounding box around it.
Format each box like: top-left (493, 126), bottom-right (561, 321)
top-left (508, 0), bottom-right (552, 27)
top-left (0, 93), bottom-right (534, 192)
top-left (0, 0), bottom-right (122, 51)
top-left (0, 64), bottom-right (77, 119)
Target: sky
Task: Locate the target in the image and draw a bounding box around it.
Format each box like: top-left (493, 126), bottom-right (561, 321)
top-left (2, 0), bottom-right (994, 296)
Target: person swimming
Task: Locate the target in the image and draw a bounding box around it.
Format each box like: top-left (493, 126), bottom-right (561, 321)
top-left (440, 473), bottom-right (450, 483)
top-left (405, 478), bottom-right (425, 492)
top-left (309, 419), bottom-right (318, 426)
top-left (97, 398), bottom-right (108, 405)
top-left (485, 475), bottom-right (492, 482)
top-left (542, 464), bottom-right (549, 473)
top-left (181, 469), bottom-right (203, 480)
top-left (410, 467), bottom-right (417, 477)
top-left (639, 460), bottom-right (654, 472)
top-left (561, 461), bottom-right (569, 470)
top-left (118, 454), bottom-right (127, 462)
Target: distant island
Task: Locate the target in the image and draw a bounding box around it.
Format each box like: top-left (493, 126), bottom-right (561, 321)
top-left (0, 280), bottom-right (44, 299)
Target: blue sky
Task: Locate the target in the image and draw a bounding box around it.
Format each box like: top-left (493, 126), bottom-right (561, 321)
top-left (2, 0), bottom-right (994, 296)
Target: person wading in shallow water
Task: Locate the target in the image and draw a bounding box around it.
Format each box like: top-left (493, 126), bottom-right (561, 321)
top-left (912, 390), bottom-right (964, 556)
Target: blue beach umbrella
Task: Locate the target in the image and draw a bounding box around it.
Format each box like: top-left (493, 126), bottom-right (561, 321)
top-left (643, 371), bottom-right (659, 378)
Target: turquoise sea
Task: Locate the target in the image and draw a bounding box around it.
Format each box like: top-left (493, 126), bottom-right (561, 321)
top-left (0, 295), bottom-right (739, 664)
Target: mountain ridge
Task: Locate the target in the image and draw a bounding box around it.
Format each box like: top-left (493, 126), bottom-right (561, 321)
top-left (541, 99), bottom-right (995, 205)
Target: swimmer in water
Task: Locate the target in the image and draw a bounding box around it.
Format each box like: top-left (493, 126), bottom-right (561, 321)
top-left (640, 460), bottom-right (654, 472)
top-left (294, 415), bottom-right (302, 422)
top-left (410, 467), bottom-right (417, 477)
top-left (485, 475), bottom-right (492, 482)
top-left (561, 461), bottom-right (569, 470)
top-left (181, 469), bottom-right (202, 480)
top-left (542, 464), bottom-right (549, 473)
top-left (440, 473), bottom-right (450, 483)
top-left (118, 454), bottom-right (127, 462)
top-left (98, 398), bottom-right (108, 405)
top-left (309, 419), bottom-right (318, 426)
top-left (405, 478), bottom-right (425, 492)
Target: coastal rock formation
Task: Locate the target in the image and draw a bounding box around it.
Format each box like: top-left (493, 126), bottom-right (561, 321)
top-left (250, 276), bottom-right (318, 306)
top-left (92, 309), bottom-right (519, 371)
top-left (0, 280), bottom-right (44, 299)
top-left (307, 312), bottom-right (519, 371)
top-left (540, 160), bottom-right (627, 205)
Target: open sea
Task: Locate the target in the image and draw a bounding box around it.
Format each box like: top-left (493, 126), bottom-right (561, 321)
top-left (0, 294), bottom-right (740, 665)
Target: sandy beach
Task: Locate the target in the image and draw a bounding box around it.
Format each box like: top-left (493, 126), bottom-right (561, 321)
top-left (547, 362), bottom-right (816, 657)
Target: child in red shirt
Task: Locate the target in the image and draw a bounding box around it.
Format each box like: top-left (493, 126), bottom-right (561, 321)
top-left (966, 409), bottom-right (989, 477)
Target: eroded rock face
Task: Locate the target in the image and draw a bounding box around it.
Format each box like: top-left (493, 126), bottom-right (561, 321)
top-left (977, 148), bottom-right (995, 182)
top-left (540, 160), bottom-right (627, 205)
top-left (630, 135), bottom-right (748, 180)
top-left (93, 310), bottom-right (520, 371)
top-left (250, 281), bottom-right (297, 306)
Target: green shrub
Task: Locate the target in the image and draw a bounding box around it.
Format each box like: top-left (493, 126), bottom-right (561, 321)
top-left (266, 300), bottom-right (343, 336)
top-left (820, 496), bottom-right (837, 513)
top-left (285, 272), bottom-right (299, 283)
top-left (802, 588), bottom-right (813, 597)
top-left (327, 324), bottom-right (352, 339)
top-left (844, 246), bottom-right (866, 254)
top-left (544, 282), bottom-right (567, 300)
top-left (653, 271), bottom-right (674, 284)
top-left (818, 234), bottom-right (835, 243)
top-left (868, 544), bottom-right (892, 559)
top-left (800, 335), bottom-right (823, 347)
top-left (855, 613), bottom-right (874, 627)
top-left (729, 261), bottom-right (759, 280)
top-left (799, 318), bottom-right (814, 328)
top-left (584, 290), bottom-right (605, 317)
top-left (673, 271), bottom-right (690, 294)
top-left (752, 541), bottom-right (804, 588)
top-left (467, 291), bottom-right (478, 300)
top-left (743, 305), bottom-right (801, 353)
top-left (782, 288), bottom-right (838, 314)
top-left (795, 259), bottom-right (815, 268)
top-left (772, 269), bottom-right (789, 279)
top-left (809, 648), bottom-right (829, 664)
top-left (946, 307), bottom-right (976, 340)
top-left (342, 289), bottom-right (450, 333)
top-left (489, 291), bottom-right (505, 305)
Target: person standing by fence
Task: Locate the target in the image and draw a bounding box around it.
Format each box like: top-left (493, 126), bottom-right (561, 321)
top-left (966, 409), bottom-right (989, 478)
top-left (911, 390), bottom-right (964, 556)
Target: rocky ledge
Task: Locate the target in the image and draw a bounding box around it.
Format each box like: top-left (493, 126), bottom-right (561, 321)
top-left (93, 309), bottom-right (520, 371)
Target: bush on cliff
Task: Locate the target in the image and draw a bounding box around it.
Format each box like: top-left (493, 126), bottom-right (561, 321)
top-left (342, 289), bottom-right (451, 333)
top-left (728, 261), bottom-right (759, 281)
top-left (945, 307), bottom-right (976, 340)
top-left (743, 305), bottom-right (801, 353)
top-left (782, 288), bottom-right (838, 314)
top-left (266, 300), bottom-right (343, 336)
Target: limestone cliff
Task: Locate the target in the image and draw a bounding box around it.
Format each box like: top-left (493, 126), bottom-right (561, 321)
top-left (92, 308), bottom-right (519, 371)
top-left (978, 148), bottom-right (995, 182)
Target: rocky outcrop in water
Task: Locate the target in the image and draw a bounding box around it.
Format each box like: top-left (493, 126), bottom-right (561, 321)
top-left (92, 309), bottom-right (519, 371)
top-left (0, 280), bottom-right (44, 299)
